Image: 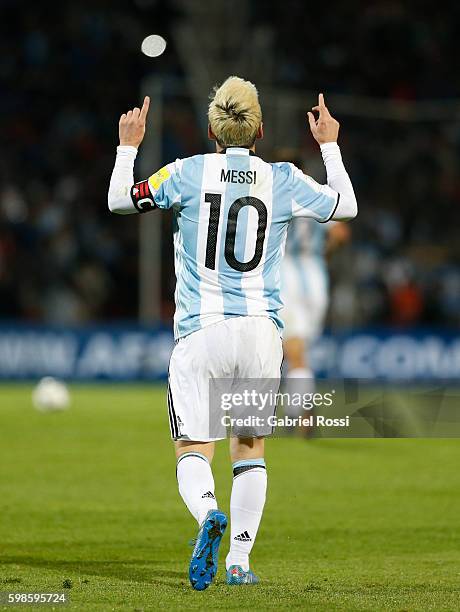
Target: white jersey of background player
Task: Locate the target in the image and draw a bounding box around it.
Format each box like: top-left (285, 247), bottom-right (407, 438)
top-left (281, 212), bottom-right (350, 409)
top-left (108, 77), bottom-right (357, 589)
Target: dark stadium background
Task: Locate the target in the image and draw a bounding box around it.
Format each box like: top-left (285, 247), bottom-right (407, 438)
top-left (1, 0), bottom-right (459, 331)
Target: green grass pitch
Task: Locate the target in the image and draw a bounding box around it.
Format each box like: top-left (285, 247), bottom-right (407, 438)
top-left (0, 384), bottom-right (459, 611)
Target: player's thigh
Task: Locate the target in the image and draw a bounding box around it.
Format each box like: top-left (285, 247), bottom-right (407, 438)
top-left (229, 317), bottom-right (282, 439)
top-left (235, 317), bottom-right (283, 378)
top-left (168, 324), bottom-right (235, 443)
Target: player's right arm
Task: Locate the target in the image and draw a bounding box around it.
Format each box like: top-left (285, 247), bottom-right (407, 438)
top-left (108, 96), bottom-right (180, 214)
top-left (289, 93), bottom-right (357, 223)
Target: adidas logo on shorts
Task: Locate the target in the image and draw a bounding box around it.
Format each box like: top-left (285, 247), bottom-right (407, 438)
top-left (201, 491), bottom-right (216, 499)
top-left (234, 530), bottom-right (251, 542)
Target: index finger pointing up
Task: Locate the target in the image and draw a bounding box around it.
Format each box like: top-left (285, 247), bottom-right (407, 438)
top-left (318, 93), bottom-right (330, 116)
top-left (140, 95), bottom-right (150, 122)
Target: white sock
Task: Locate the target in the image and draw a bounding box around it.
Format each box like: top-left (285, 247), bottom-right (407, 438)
top-left (176, 452), bottom-right (217, 525)
top-left (226, 459), bottom-right (267, 572)
top-left (284, 367), bottom-right (315, 416)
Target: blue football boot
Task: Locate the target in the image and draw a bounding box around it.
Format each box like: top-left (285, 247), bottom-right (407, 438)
top-left (226, 564), bottom-right (260, 585)
top-left (189, 509), bottom-right (227, 590)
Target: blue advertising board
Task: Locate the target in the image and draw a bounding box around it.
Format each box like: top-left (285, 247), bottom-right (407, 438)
top-left (0, 324), bottom-right (174, 381)
top-left (0, 325), bottom-right (458, 382)
top-left (311, 330), bottom-right (460, 381)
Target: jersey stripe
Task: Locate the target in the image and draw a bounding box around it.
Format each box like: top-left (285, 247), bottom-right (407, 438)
top-left (197, 154), bottom-right (226, 328)
top-left (242, 155), bottom-right (272, 316)
top-left (219, 151), bottom-right (250, 319)
top-left (173, 155), bottom-right (204, 338)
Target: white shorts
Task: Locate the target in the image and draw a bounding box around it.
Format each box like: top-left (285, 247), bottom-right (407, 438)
top-left (281, 256), bottom-right (328, 342)
top-left (168, 316), bottom-right (283, 442)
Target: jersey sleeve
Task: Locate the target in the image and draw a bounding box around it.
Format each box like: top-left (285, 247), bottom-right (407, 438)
top-left (289, 164), bottom-right (339, 223)
top-left (130, 159), bottom-right (182, 213)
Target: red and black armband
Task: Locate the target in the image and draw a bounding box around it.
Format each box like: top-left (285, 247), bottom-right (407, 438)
top-left (130, 180), bottom-right (157, 213)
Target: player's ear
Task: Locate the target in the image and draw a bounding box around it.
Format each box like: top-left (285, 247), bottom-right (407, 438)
top-left (256, 123), bottom-right (264, 140)
top-left (208, 124), bottom-right (217, 141)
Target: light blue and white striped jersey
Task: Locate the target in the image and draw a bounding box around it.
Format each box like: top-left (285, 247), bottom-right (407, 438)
top-left (282, 218), bottom-right (330, 302)
top-left (148, 147), bottom-right (338, 339)
top-left (285, 217), bottom-right (328, 261)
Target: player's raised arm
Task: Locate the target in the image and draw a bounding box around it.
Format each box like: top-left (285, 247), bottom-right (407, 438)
top-left (307, 93), bottom-right (357, 221)
top-left (108, 97), bottom-right (153, 214)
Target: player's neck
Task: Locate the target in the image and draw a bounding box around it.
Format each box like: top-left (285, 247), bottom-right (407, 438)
top-left (215, 144), bottom-right (256, 154)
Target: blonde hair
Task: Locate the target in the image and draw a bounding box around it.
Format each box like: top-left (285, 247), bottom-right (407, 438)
top-left (208, 76), bottom-right (262, 148)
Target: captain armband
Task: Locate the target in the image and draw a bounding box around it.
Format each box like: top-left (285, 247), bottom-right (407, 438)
top-left (130, 180), bottom-right (157, 213)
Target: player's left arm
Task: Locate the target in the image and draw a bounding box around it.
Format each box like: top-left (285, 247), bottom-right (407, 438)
top-left (307, 94), bottom-right (357, 221)
top-left (108, 96), bottom-right (180, 214)
top-left (289, 94), bottom-right (357, 223)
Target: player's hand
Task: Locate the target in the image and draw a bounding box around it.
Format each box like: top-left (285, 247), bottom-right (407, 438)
top-left (307, 93), bottom-right (339, 145)
top-left (119, 96), bottom-right (150, 148)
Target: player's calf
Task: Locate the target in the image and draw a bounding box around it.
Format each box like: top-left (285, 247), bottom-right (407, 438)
top-left (176, 450), bottom-right (217, 524)
top-left (225, 456), bottom-right (267, 577)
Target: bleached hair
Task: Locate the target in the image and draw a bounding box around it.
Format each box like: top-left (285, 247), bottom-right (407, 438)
top-left (208, 76), bottom-right (262, 148)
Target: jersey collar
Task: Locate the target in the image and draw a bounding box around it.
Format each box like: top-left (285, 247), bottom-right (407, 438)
top-left (219, 147), bottom-right (255, 156)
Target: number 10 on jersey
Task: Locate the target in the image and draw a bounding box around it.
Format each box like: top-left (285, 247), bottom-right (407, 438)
top-left (204, 193), bottom-right (268, 273)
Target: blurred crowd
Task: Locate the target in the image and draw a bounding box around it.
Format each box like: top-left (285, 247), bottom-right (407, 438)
top-left (326, 116), bottom-right (460, 329)
top-left (1, 0), bottom-right (459, 328)
top-left (270, 0), bottom-right (460, 99)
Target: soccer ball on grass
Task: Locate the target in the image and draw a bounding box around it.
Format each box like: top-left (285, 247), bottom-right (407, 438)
top-left (32, 377), bottom-right (70, 412)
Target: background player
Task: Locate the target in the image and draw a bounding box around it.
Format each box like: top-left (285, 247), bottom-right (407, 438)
top-left (108, 77), bottom-right (357, 590)
top-left (280, 166), bottom-right (350, 423)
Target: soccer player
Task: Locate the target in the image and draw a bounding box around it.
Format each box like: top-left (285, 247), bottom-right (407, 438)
top-left (108, 77), bottom-right (357, 590)
top-left (281, 200), bottom-right (350, 425)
